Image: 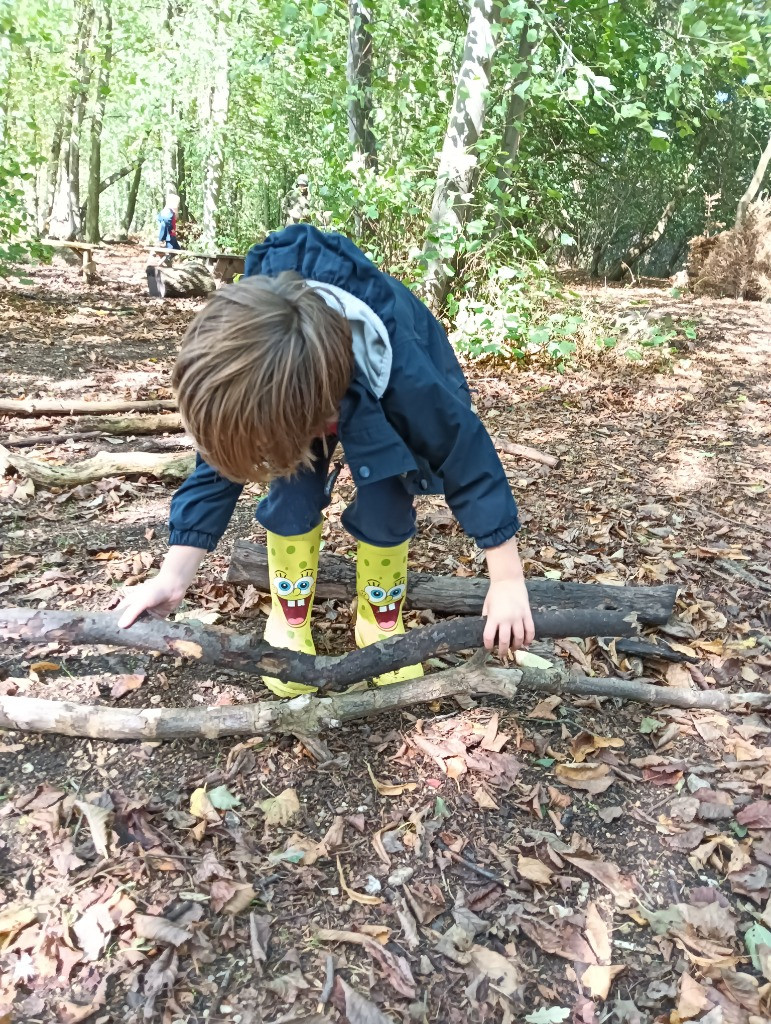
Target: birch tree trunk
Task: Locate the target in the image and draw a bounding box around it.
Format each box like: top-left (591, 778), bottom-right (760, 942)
top-left (734, 132), bottom-right (771, 230)
top-left (347, 0), bottom-right (377, 171)
top-left (200, 2), bottom-right (231, 252)
top-left (85, 0), bottom-right (112, 244)
top-left (422, 0), bottom-right (502, 312)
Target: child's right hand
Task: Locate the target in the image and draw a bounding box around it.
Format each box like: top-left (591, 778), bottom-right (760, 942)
top-left (117, 574), bottom-right (188, 628)
top-left (116, 545), bottom-right (207, 628)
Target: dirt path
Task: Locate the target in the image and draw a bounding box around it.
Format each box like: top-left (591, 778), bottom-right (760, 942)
top-left (1, 251), bottom-right (770, 1024)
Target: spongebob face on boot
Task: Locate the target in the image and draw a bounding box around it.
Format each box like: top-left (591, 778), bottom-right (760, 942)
top-left (362, 576), bottom-right (406, 632)
top-left (272, 570), bottom-right (315, 627)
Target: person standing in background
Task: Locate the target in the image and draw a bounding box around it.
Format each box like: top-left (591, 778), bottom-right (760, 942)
top-left (158, 192), bottom-right (181, 252)
top-left (281, 174), bottom-right (311, 226)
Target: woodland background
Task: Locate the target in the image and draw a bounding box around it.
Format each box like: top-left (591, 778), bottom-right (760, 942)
top-left (1, 0), bottom-right (771, 353)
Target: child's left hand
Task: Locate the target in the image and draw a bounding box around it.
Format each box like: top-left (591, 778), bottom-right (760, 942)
top-left (483, 576), bottom-right (536, 657)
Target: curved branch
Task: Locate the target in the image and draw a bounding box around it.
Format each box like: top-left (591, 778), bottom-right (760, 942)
top-left (0, 607), bottom-right (640, 691)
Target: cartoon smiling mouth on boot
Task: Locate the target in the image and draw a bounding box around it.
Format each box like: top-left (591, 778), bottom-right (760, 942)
top-left (364, 582), bottom-right (406, 631)
top-left (272, 572), bottom-right (315, 626)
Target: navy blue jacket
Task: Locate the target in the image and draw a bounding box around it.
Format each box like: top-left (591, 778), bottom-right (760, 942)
top-left (169, 225), bottom-right (520, 550)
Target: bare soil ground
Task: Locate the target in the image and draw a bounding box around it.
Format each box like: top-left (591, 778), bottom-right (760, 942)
top-left (1, 248), bottom-right (770, 1024)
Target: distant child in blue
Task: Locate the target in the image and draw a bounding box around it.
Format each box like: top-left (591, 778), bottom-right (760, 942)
top-left (157, 193), bottom-right (180, 250)
top-left (118, 225), bottom-right (534, 694)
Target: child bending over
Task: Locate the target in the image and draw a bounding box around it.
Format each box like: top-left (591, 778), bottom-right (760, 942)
top-left (118, 225), bottom-right (534, 695)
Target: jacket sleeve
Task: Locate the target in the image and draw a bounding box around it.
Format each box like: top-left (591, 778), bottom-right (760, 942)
top-left (382, 348), bottom-right (520, 549)
top-left (168, 454), bottom-right (244, 551)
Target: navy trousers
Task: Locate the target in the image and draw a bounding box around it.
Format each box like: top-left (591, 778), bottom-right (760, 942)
top-left (256, 437), bottom-right (417, 547)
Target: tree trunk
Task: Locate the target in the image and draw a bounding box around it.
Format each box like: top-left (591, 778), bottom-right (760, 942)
top-left (0, 445), bottom-right (194, 487)
top-left (49, 5), bottom-right (95, 240)
top-left (590, 240), bottom-right (605, 278)
top-left (43, 119), bottom-right (65, 232)
top-left (347, 0), bottom-right (377, 171)
top-left (66, 4), bottom-right (95, 240)
top-left (605, 195), bottom-right (679, 282)
top-left (85, 1), bottom-right (113, 244)
top-left (121, 159), bottom-right (143, 237)
top-left (175, 139), bottom-right (189, 221)
top-left (226, 541), bottom-right (678, 624)
top-left (422, 0), bottom-right (502, 311)
top-left (200, 2), bottom-right (231, 251)
top-left (493, 18), bottom-right (538, 202)
top-left (734, 132), bottom-right (771, 230)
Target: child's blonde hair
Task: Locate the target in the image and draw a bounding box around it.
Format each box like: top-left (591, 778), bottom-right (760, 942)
top-left (173, 272), bottom-right (353, 483)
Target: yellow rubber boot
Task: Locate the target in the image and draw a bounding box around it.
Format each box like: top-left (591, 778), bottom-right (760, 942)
top-left (354, 539), bottom-right (424, 685)
top-left (262, 524), bottom-right (322, 697)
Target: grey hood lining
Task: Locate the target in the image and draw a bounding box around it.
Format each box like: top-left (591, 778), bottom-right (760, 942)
top-left (306, 279), bottom-right (392, 399)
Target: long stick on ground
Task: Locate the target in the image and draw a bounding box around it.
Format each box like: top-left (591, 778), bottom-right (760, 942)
top-left (228, 542), bottom-right (679, 624)
top-left (0, 664), bottom-right (767, 742)
top-left (0, 607), bottom-right (641, 691)
top-left (0, 445), bottom-right (194, 486)
top-left (0, 398), bottom-right (178, 417)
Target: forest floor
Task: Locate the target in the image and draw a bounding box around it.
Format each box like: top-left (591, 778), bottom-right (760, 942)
top-left (0, 246), bottom-right (770, 1024)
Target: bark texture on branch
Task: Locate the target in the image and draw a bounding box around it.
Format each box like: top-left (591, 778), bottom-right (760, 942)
top-left (0, 398), bottom-right (178, 418)
top-left (227, 542), bottom-right (678, 624)
top-left (492, 436), bottom-right (560, 469)
top-left (0, 607), bottom-right (640, 692)
top-left (0, 664), bottom-right (766, 742)
top-left (0, 445), bottom-right (194, 487)
top-left (59, 413), bottom-right (184, 435)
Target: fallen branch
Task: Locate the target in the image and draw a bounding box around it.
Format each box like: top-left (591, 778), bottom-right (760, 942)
top-left (492, 436), bottom-right (560, 469)
top-left (0, 445), bottom-right (194, 486)
top-left (0, 607), bottom-right (640, 692)
top-left (0, 398), bottom-right (177, 418)
top-left (227, 542), bottom-right (678, 624)
top-left (0, 663), bottom-right (766, 741)
top-left (6, 431), bottom-right (103, 449)
top-left (57, 413), bottom-right (184, 436)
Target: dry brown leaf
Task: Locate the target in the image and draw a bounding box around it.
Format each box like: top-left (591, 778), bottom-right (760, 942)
top-left (142, 946), bottom-right (178, 1020)
top-left (260, 787), bottom-right (300, 826)
top-left (472, 785), bottom-right (499, 810)
top-left (337, 857), bottom-right (384, 906)
top-left (555, 762), bottom-right (615, 794)
top-left (366, 763), bottom-right (417, 797)
top-left (73, 903), bottom-right (116, 961)
top-left (581, 964), bottom-right (625, 1000)
top-left (547, 786), bottom-right (572, 810)
top-left (0, 905), bottom-right (37, 945)
top-left (264, 968), bottom-right (309, 1003)
top-left (736, 801), bottom-right (771, 829)
top-left (134, 914), bottom-right (193, 947)
top-left (677, 973), bottom-right (711, 1019)
top-left (564, 855), bottom-right (636, 907)
top-left (110, 673), bottom-right (146, 698)
top-left (446, 755), bottom-right (468, 779)
top-left (189, 787), bottom-right (219, 823)
top-left (338, 977), bottom-right (396, 1024)
top-left (520, 918), bottom-right (597, 964)
top-left (528, 695), bottom-right (562, 719)
top-left (359, 924), bottom-right (392, 944)
top-left (221, 882), bottom-right (256, 915)
top-left (74, 800), bottom-right (111, 858)
top-left (372, 824), bottom-right (400, 867)
top-left (468, 944), bottom-right (520, 997)
top-left (518, 856), bottom-right (554, 886)
top-left (570, 731), bottom-right (625, 763)
top-left (29, 661), bottom-right (60, 673)
top-left (318, 928), bottom-right (416, 998)
top-left (719, 971), bottom-right (760, 1013)
top-left (585, 903), bottom-right (611, 964)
